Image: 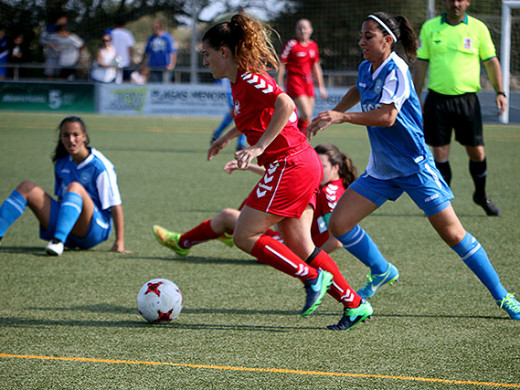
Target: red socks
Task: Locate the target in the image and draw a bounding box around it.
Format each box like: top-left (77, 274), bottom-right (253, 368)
top-left (252, 234), bottom-right (319, 282)
top-left (308, 249), bottom-right (361, 308)
top-left (179, 219), bottom-right (220, 249)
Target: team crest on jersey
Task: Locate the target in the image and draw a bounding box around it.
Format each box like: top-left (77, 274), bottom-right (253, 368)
top-left (375, 78), bottom-right (383, 94)
top-left (234, 100), bottom-right (241, 116)
top-left (80, 171), bottom-right (91, 184)
top-left (463, 38), bottom-right (472, 50)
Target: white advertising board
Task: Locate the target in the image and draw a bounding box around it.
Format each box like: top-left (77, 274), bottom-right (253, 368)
top-left (96, 83), bottom-right (360, 118)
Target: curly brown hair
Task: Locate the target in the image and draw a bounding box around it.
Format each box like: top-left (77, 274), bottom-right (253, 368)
top-left (202, 12), bottom-right (280, 74)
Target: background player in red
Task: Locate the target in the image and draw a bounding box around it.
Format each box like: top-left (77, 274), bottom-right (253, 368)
top-left (199, 12), bottom-right (371, 330)
top-left (277, 19), bottom-right (327, 133)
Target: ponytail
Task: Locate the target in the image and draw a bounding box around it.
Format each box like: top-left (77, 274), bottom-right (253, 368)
top-left (366, 12), bottom-right (418, 63)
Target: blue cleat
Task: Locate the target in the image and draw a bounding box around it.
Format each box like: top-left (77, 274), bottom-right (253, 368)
top-left (328, 299), bottom-right (373, 330)
top-left (357, 263), bottom-right (399, 299)
top-left (497, 293), bottom-right (520, 320)
top-left (301, 270), bottom-right (333, 317)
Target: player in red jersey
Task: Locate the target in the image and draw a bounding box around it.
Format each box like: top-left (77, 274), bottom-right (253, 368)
top-left (153, 144), bottom-right (361, 328)
top-left (153, 143), bottom-right (357, 255)
top-left (277, 19), bottom-right (327, 133)
top-left (194, 13), bottom-right (372, 330)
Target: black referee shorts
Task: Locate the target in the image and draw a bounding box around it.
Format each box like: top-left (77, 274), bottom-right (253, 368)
top-left (423, 90), bottom-right (484, 147)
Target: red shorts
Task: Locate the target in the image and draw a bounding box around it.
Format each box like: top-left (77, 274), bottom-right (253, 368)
top-left (286, 73), bottom-right (315, 99)
top-left (244, 145), bottom-right (322, 218)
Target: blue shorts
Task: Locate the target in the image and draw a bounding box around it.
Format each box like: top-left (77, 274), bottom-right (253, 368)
top-left (350, 163), bottom-right (454, 217)
top-left (40, 198), bottom-right (112, 249)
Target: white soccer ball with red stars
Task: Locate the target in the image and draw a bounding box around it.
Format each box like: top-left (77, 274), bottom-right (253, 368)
top-left (137, 278), bottom-right (183, 323)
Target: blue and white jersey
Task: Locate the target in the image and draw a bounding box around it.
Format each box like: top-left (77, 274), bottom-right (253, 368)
top-left (357, 52), bottom-right (432, 179)
top-left (54, 148), bottom-right (121, 221)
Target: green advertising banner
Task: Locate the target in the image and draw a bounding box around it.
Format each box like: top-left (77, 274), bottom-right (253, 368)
top-left (0, 82), bottom-right (95, 112)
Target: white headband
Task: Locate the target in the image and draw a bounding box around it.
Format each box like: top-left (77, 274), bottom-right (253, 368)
top-left (368, 14), bottom-right (398, 43)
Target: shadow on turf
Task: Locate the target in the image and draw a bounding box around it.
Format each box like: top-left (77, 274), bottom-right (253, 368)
top-left (0, 246), bottom-right (46, 254)
top-left (1, 303), bottom-right (508, 332)
top-left (133, 255), bottom-right (262, 266)
top-left (0, 316), bottom-right (324, 332)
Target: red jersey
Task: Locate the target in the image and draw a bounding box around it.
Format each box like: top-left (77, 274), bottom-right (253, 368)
top-left (231, 69), bottom-right (307, 166)
top-left (280, 39), bottom-right (319, 77)
top-left (311, 179), bottom-right (346, 247)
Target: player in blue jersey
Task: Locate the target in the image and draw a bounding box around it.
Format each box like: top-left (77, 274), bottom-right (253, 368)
top-left (307, 12), bottom-right (520, 320)
top-left (0, 116), bottom-right (130, 256)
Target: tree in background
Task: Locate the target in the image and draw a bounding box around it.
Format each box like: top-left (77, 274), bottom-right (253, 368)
top-left (271, 0), bottom-right (508, 77)
top-left (0, 0), bottom-right (514, 81)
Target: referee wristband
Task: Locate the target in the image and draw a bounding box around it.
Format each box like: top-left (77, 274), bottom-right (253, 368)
top-left (497, 91), bottom-right (506, 97)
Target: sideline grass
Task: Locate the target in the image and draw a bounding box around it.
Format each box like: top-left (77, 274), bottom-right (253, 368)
top-left (0, 112), bottom-right (519, 389)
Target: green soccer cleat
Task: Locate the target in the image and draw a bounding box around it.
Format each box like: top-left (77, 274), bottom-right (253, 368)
top-left (301, 270), bottom-right (333, 318)
top-left (497, 293), bottom-right (520, 320)
top-left (152, 225), bottom-right (190, 257)
top-left (327, 299), bottom-right (373, 331)
top-left (217, 232), bottom-right (235, 248)
top-left (357, 263), bottom-right (399, 299)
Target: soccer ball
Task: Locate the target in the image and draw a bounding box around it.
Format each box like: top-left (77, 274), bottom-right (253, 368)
top-left (137, 278), bottom-right (183, 323)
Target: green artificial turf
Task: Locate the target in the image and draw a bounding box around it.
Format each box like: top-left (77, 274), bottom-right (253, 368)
top-left (0, 112), bottom-right (519, 389)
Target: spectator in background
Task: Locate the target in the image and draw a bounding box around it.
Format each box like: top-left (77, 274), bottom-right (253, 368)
top-left (143, 20), bottom-right (176, 83)
top-left (130, 63), bottom-right (149, 84)
top-left (110, 17), bottom-right (135, 83)
top-left (53, 24), bottom-right (84, 81)
top-left (0, 25), bottom-right (8, 80)
top-left (40, 13), bottom-right (68, 79)
top-left (8, 32), bottom-right (31, 79)
top-left (91, 33), bottom-right (119, 83)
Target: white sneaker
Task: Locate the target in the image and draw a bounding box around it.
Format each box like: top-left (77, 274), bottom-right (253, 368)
top-left (46, 239), bottom-right (64, 256)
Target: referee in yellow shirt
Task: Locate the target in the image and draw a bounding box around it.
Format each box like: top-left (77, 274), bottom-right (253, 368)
top-left (413, 0), bottom-right (506, 216)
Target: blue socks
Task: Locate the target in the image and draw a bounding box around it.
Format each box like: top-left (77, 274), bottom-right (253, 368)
top-left (451, 232), bottom-right (507, 300)
top-left (334, 224), bottom-right (506, 301)
top-left (54, 192), bottom-right (83, 243)
top-left (335, 225), bottom-right (389, 275)
top-left (0, 190), bottom-right (27, 237)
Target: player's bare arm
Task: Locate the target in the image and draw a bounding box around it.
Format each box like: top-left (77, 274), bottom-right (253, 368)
top-left (483, 57), bottom-right (507, 115)
top-left (207, 126), bottom-right (241, 161)
top-left (308, 103), bottom-right (397, 139)
top-left (235, 93), bottom-right (295, 169)
top-left (411, 59), bottom-right (429, 97)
